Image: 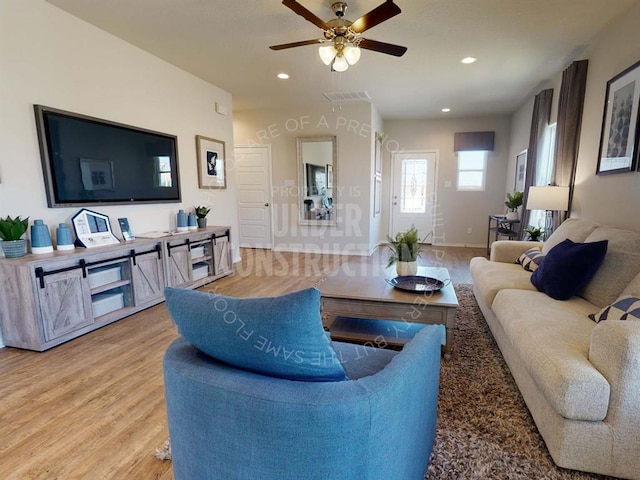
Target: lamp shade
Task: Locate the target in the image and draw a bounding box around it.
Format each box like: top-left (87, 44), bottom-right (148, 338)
top-left (319, 45), bottom-right (337, 65)
top-left (343, 46), bottom-right (361, 65)
top-left (526, 186), bottom-right (570, 211)
top-left (332, 55), bottom-right (349, 72)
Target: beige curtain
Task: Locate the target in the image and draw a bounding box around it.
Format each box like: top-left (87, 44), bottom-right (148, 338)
top-left (552, 59), bottom-right (589, 228)
top-left (520, 89), bottom-right (553, 236)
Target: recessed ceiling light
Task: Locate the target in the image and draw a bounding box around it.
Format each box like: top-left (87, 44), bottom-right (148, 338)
top-left (442, 107), bottom-right (451, 113)
top-left (277, 73), bottom-right (290, 79)
top-left (461, 57), bottom-right (477, 64)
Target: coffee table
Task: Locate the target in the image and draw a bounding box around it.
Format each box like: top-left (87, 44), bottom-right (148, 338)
top-left (319, 262), bottom-right (459, 357)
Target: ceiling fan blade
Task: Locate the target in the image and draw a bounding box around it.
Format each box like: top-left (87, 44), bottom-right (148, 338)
top-left (358, 38), bottom-right (407, 57)
top-left (350, 1), bottom-right (401, 34)
top-left (270, 39), bottom-right (324, 50)
top-left (282, 0), bottom-right (331, 31)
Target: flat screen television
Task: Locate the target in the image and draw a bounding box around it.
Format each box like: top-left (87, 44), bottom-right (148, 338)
top-left (34, 105), bottom-right (181, 208)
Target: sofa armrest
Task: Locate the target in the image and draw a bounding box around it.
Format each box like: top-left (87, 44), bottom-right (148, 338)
top-left (490, 240), bottom-right (539, 263)
top-left (589, 320), bottom-right (640, 474)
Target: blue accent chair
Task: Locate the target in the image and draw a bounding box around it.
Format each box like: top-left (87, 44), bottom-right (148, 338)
top-left (163, 324), bottom-right (445, 480)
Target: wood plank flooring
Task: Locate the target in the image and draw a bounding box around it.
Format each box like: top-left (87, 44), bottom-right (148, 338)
top-left (0, 246), bottom-right (484, 479)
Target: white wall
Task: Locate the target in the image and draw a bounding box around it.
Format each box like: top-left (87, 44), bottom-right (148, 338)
top-left (0, 0), bottom-right (239, 347)
top-left (233, 103), bottom-right (375, 255)
top-left (0, 0), bottom-right (238, 248)
top-left (383, 116), bottom-right (512, 247)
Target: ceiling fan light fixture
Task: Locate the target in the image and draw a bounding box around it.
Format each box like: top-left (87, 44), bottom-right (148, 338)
top-left (319, 45), bottom-right (338, 65)
top-left (332, 54), bottom-right (349, 72)
top-left (343, 45), bottom-right (361, 65)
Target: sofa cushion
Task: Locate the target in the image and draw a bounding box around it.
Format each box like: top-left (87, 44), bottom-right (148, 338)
top-left (470, 256), bottom-right (537, 307)
top-left (580, 227), bottom-right (640, 308)
top-left (164, 287), bottom-right (348, 382)
top-left (531, 239), bottom-right (608, 301)
top-left (491, 289), bottom-right (610, 421)
top-left (541, 218), bottom-right (599, 255)
top-left (516, 247), bottom-right (544, 272)
top-left (589, 296), bottom-right (640, 322)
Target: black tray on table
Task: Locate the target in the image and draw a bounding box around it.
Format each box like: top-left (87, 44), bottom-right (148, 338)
top-left (387, 275), bottom-right (445, 293)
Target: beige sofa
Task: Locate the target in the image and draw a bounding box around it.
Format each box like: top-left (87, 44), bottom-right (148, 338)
top-left (470, 218), bottom-right (640, 479)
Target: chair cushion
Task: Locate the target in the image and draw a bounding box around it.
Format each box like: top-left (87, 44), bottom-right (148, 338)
top-left (531, 239), bottom-right (608, 300)
top-left (589, 296), bottom-right (640, 322)
top-left (516, 247), bottom-right (544, 272)
top-left (164, 287), bottom-right (348, 382)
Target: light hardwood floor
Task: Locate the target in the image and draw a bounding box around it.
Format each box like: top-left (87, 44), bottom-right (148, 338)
top-left (0, 246), bottom-right (484, 479)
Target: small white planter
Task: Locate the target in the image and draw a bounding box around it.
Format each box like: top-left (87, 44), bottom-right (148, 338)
top-left (506, 211), bottom-right (519, 220)
top-left (396, 260), bottom-right (418, 277)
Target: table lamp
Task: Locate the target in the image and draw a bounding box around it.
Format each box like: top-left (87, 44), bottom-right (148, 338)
top-left (526, 186), bottom-right (570, 239)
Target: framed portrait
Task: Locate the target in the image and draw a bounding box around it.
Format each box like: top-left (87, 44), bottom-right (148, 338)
top-left (596, 60), bottom-right (640, 175)
top-left (374, 177), bottom-right (381, 217)
top-left (196, 135), bottom-right (226, 189)
top-left (514, 150), bottom-right (527, 192)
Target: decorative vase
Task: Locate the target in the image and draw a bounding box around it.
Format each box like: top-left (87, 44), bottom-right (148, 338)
top-left (197, 218), bottom-right (207, 229)
top-left (30, 219), bottom-right (54, 254)
top-left (396, 260), bottom-right (418, 277)
top-left (506, 211), bottom-right (519, 221)
top-left (176, 209), bottom-right (188, 232)
top-left (1, 239), bottom-right (27, 258)
top-left (188, 213), bottom-right (198, 231)
top-left (56, 223), bottom-right (75, 251)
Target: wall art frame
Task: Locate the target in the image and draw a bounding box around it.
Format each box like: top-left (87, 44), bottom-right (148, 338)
top-left (596, 59), bottom-right (640, 175)
top-left (514, 149), bottom-right (527, 192)
top-left (196, 135), bottom-right (226, 189)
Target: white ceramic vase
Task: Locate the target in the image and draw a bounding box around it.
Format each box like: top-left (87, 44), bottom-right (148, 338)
top-left (506, 211), bottom-right (519, 220)
top-left (396, 260), bottom-right (418, 277)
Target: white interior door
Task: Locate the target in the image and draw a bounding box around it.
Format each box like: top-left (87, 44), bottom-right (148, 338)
top-left (390, 151), bottom-right (437, 241)
top-left (234, 146), bottom-right (273, 249)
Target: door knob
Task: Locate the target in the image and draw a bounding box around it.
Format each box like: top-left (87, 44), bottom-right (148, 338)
top-left (264, 203), bottom-right (270, 207)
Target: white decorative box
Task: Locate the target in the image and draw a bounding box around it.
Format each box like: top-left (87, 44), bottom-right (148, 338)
top-left (91, 291), bottom-right (124, 317)
top-left (191, 246), bottom-right (205, 259)
top-left (192, 263), bottom-right (210, 281)
top-left (88, 266), bottom-right (122, 289)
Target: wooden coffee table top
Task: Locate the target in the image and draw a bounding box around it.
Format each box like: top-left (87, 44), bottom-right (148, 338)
top-left (319, 261), bottom-right (459, 308)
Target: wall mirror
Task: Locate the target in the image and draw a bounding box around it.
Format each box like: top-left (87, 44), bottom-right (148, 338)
top-left (297, 135), bottom-right (337, 226)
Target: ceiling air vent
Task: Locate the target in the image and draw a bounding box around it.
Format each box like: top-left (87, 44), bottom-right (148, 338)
top-left (323, 91), bottom-right (371, 103)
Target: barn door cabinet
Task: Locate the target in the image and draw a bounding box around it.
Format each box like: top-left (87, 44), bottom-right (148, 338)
top-left (0, 226), bottom-right (232, 351)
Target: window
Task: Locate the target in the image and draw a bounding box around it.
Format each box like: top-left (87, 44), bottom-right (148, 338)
top-left (457, 151), bottom-right (487, 191)
top-left (155, 156), bottom-right (173, 187)
top-left (528, 123), bottom-right (557, 228)
top-left (400, 158), bottom-right (428, 213)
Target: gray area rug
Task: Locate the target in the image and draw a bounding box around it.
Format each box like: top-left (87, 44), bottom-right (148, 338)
top-left (427, 284), bottom-right (614, 479)
top-left (155, 284), bottom-right (616, 479)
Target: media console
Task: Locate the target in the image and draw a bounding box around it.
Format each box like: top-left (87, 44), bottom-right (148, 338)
top-left (0, 226), bottom-right (232, 351)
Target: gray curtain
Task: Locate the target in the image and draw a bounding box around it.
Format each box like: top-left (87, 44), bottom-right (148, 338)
top-left (552, 59), bottom-right (589, 228)
top-left (520, 88), bottom-right (553, 236)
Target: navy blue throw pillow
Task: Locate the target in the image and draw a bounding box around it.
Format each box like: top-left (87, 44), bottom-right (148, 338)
top-left (530, 239), bottom-right (608, 301)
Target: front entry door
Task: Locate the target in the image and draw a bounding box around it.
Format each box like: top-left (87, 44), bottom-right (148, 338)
top-left (390, 151), bottom-right (437, 241)
top-left (234, 146), bottom-right (273, 249)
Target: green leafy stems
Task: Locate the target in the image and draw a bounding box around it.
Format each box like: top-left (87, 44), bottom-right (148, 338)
top-left (0, 215), bottom-right (29, 241)
top-left (505, 191), bottom-right (523, 212)
top-left (194, 206), bottom-right (211, 219)
top-left (386, 226), bottom-right (432, 267)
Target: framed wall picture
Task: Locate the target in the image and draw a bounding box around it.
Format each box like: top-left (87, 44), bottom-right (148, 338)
top-left (374, 132), bottom-right (383, 176)
top-left (596, 59), bottom-right (640, 175)
top-left (374, 177), bottom-right (381, 217)
top-left (514, 150), bottom-right (527, 192)
top-left (196, 135), bottom-right (226, 189)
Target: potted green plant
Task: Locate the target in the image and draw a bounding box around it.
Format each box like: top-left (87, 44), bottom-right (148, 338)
top-left (505, 191), bottom-right (523, 220)
top-left (0, 215), bottom-right (29, 258)
top-left (525, 226), bottom-right (544, 242)
top-left (387, 226), bottom-right (431, 276)
top-left (194, 206), bottom-right (211, 229)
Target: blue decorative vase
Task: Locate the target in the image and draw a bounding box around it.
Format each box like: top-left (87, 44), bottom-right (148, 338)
top-left (188, 213), bottom-right (198, 231)
top-left (31, 219), bottom-right (54, 254)
top-left (176, 209), bottom-right (188, 232)
top-left (56, 223), bottom-right (75, 251)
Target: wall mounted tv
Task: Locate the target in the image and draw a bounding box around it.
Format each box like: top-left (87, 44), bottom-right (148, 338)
top-left (34, 105), bottom-right (181, 208)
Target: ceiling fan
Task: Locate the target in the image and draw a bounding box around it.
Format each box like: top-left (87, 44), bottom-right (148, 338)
top-left (270, 0), bottom-right (407, 71)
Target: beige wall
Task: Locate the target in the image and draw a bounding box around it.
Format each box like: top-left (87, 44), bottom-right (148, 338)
top-left (383, 116), bottom-right (512, 247)
top-left (0, 0), bottom-right (238, 249)
top-left (571, 2), bottom-right (640, 230)
top-left (233, 103), bottom-right (376, 255)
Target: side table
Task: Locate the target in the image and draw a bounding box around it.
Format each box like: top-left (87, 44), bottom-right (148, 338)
top-left (487, 215), bottom-right (520, 254)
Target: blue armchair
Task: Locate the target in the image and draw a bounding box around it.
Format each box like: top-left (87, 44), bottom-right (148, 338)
top-left (163, 324), bottom-right (445, 480)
